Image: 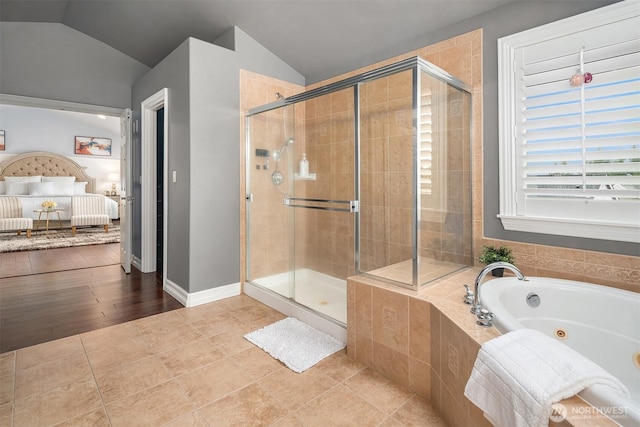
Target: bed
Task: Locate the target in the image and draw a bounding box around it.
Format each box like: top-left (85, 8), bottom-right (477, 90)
top-left (0, 151), bottom-right (119, 220)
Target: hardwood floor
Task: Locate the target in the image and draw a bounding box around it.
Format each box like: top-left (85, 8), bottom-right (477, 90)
top-left (0, 243), bottom-right (183, 353)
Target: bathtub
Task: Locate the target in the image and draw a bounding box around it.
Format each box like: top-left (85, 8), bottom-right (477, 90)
top-left (481, 277), bottom-right (640, 427)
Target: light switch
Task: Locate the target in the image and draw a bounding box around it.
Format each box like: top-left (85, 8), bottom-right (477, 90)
top-left (172, 170), bottom-right (177, 183)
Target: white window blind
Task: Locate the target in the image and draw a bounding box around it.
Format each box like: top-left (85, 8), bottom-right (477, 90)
top-left (498, 1), bottom-right (640, 243)
top-left (420, 87), bottom-right (433, 195)
top-left (419, 77), bottom-right (448, 214)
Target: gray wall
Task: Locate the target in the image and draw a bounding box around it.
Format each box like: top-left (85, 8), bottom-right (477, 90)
top-left (132, 27), bottom-right (304, 294)
top-left (379, 0), bottom-right (634, 256)
top-left (0, 22), bottom-right (148, 109)
top-left (131, 40), bottom-right (191, 289)
top-left (186, 28), bottom-right (304, 293)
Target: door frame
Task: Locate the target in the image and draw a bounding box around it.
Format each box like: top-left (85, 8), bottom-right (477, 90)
top-left (140, 88), bottom-right (168, 279)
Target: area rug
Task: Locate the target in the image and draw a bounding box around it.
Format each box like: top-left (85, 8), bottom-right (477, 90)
top-left (244, 317), bottom-right (345, 373)
top-left (0, 225), bottom-right (120, 253)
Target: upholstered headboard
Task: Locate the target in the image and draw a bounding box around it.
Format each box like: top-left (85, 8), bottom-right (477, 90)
top-left (0, 151), bottom-right (97, 193)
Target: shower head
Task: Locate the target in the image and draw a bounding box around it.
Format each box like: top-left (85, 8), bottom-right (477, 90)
top-left (274, 138), bottom-right (295, 159)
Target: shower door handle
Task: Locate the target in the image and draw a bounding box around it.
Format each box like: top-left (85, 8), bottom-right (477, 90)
top-left (284, 197), bottom-right (359, 213)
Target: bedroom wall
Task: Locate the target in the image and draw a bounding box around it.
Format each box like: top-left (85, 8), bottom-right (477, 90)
top-left (0, 104), bottom-right (120, 194)
top-left (0, 22), bottom-right (149, 109)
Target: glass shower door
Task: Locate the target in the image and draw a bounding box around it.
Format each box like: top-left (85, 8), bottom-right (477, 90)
top-left (287, 88), bottom-right (357, 323)
top-left (246, 104), bottom-right (296, 301)
top-left (246, 88), bottom-right (357, 325)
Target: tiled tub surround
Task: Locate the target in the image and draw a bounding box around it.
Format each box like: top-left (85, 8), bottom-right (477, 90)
top-left (348, 268), bottom-right (623, 427)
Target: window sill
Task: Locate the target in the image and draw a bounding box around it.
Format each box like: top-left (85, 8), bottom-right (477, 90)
top-left (497, 215), bottom-right (639, 244)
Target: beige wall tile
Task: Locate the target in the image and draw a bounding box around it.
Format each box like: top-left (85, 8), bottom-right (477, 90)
top-left (408, 356), bottom-right (431, 399)
top-left (354, 281), bottom-right (373, 339)
top-left (372, 287), bottom-right (409, 353)
top-left (355, 333), bottom-right (373, 366)
top-left (408, 297), bottom-right (430, 363)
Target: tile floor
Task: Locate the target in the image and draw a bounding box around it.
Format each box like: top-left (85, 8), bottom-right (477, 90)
top-left (0, 294), bottom-right (447, 426)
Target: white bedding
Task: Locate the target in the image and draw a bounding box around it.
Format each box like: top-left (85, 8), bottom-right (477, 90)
top-left (1, 195), bottom-right (119, 220)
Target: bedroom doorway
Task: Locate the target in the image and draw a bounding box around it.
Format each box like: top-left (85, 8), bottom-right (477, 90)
top-left (140, 88), bottom-right (168, 280)
top-left (0, 97), bottom-right (127, 276)
top-left (156, 107), bottom-right (164, 273)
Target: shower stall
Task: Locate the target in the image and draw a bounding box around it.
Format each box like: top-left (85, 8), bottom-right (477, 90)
top-left (244, 57), bottom-right (472, 340)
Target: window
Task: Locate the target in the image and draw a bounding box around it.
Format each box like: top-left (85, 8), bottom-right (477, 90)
top-left (498, 1), bottom-right (640, 243)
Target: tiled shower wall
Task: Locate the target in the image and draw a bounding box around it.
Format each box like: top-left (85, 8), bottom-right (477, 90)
top-left (293, 89), bottom-right (357, 280)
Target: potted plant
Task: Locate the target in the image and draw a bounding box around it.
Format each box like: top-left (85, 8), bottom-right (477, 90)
top-left (478, 245), bottom-right (515, 277)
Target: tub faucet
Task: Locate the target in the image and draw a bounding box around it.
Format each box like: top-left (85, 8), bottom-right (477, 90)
top-left (471, 262), bottom-right (526, 324)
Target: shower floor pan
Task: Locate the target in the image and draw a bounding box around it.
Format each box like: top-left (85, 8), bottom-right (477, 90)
top-left (250, 268), bottom-right (347, 324)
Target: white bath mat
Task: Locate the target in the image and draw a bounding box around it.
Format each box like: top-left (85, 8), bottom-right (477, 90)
top-left (244, 317), bottom-right (345, 373)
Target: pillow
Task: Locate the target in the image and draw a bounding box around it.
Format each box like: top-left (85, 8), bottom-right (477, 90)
top-left (42, 176), bottom-right (76, 184)
top-left (42, 176), bottom-right (76, 195)
top-left (0, 181), bottom-right (4, 195)
top-left (49, 182), bottom-right (74, 195)
top-left (5, 176), bottom-right (42, 195)
top-left (74, 182), bottom-right (88, 195)
top-left (28, 181), bottom-right (55, 196)
top-left (5, 175), bottom-right (41, 183)
top-left (6, 181), bottom-right (31, 195)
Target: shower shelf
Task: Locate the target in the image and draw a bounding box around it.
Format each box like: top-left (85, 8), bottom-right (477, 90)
top-left (294, 173), bottom-right (316, 180)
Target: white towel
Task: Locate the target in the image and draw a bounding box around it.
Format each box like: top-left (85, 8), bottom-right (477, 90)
top-left (464, 329), bottom-right (628, 427)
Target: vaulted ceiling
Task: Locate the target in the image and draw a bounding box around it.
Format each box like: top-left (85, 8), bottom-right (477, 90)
top-left (0, 0), bottom-right (522, 83)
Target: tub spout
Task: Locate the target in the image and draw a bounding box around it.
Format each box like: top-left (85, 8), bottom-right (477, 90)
top-left (471, 262), bottom-right (526, 320)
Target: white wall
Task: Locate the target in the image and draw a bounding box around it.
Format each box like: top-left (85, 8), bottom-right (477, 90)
top-left (0, 104), bottom-right (121, 194)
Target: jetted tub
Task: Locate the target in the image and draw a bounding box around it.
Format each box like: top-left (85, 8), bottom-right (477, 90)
top-left (481, 277), bottom-right (640, 427)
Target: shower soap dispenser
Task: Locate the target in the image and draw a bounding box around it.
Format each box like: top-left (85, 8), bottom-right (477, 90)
top-left (299, 153), bottom-right (309, 177)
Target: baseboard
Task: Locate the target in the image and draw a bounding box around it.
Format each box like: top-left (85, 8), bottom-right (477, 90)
top-left (131, 255), bottom-right (142, 271)
top-left (163, 280), bottom-right (241, 307)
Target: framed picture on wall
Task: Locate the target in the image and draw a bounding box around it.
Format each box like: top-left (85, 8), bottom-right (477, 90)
top-left (0, 130), bottom-right (5, 151)
top-left (74, 136), bottom-right (112, 156)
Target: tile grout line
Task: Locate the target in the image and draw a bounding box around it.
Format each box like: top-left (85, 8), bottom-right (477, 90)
top-left (79, 334), bottom-right (114, 427)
